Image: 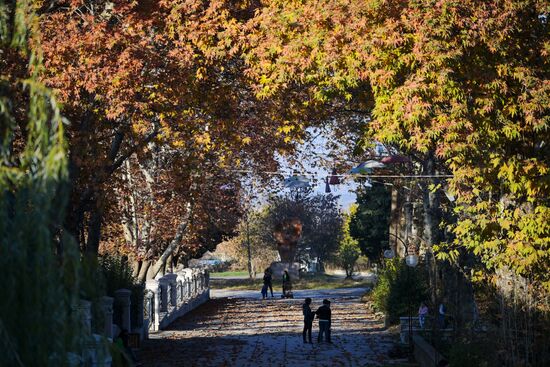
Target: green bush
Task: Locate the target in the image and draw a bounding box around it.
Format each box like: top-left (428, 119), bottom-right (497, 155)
top-left (98, 255), bottom-right (143, 330)
top-left (99, 255), bottom-right (136, 296)
top-left (372, 257), bottom-right (429, 324)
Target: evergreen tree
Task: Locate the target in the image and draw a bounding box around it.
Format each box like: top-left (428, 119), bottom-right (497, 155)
top-left (349, 184), bottom-right (391, 262)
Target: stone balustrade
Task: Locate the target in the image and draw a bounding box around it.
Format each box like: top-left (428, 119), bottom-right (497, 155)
top-left (144, 268), bottom-right (210, 332)
top-left (70, 268), bottom-right (209, 366)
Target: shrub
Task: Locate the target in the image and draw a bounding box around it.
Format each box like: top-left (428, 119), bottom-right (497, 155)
top-left (372, 257), bottom-right (429, 324)
top-left (98, 255), bottom-right (143, 330)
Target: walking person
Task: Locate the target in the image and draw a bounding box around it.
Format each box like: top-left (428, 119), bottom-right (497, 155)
top-left (265, 268), bottom-right (274, 297)
top-left (261, 269), bottom-right (271, 299)
top-left (315, 299), bottom-right (332, 343)
top-left (418, 301), bottom-right (428, 329)
top-left (302, 298), bottom-right (314, 343)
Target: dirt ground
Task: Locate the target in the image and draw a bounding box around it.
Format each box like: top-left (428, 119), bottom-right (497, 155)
top-left (138, 288), bottom-right (402, 367)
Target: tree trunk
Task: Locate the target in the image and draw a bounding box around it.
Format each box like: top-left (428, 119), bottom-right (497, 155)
top-left (137, 260), bottom-right (151, 283)
top-left (421, 150), bottom-right (442, 305)
top-left (131, 258), bottom-right (140, 278)
top-left (318, 258), bottom-right (325, 273)
top-left (245, 217), bottom-right (253, 279)
top-left (85, 196), bottom-right (102, 256)
top-left (148, 208), bottom-right (191, 279)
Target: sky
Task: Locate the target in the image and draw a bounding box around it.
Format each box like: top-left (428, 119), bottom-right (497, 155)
top-left (275, 129), bottom-right (359, 211)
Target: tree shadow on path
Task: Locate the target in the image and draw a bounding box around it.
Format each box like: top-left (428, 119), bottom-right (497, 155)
top-left (139, 293), bottom-right (399, 367)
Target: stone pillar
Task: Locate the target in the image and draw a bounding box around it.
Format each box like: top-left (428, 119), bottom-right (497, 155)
top-left (135, 284), bottom-right (144, 329)
top-left (77, 300), bottom-right (92, 335)
top-left (114, 289), bottom-right (132, 332)
top-left (145, 280), bottom-right (160, 331)
top-left (100, 296), bottom-right (114, 339)
top-left (158, 277), bottom-right (169, 312)
top-left (164, 273), bottom-right (178, 307)
top-left (177, 272), bottom-right (186, 303)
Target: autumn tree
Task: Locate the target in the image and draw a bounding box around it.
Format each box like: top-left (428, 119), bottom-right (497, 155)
top-left (243, 0), bottom-right (549, 286)
top-left (30, 0), bottom-right (310, 273)
top-left (215, 207), bottom-right (279, 278)
top-left (242, 1), bottom-right (549, 363)
top-left (264, 189), bottom-right (343, 272)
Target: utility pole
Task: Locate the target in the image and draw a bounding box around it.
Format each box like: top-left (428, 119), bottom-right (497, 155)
top-left (246, 214), bottom-right (253, 279)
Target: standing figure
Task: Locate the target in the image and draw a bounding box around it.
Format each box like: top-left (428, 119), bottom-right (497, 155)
top-left (315, 299), bottom-right (332, 343)
top-left (261, 269), bottom-right (270, 299)
top-left (418, 302), bottom-right (429, 329)
top-left (265, 268), bottom-right (274, 297)
top-left (282, 270), bottom-right (293, 298)
top-left (302, 298), bottom-right (315, 343)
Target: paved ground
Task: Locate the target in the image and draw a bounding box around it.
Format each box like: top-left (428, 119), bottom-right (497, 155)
top-left (139, 288), bottom-right (401, 367)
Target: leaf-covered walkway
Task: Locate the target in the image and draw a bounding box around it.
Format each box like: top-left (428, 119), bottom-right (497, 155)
top-left (139, 288), bottom-right (399, 367)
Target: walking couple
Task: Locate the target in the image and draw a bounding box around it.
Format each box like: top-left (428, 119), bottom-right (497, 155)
top-left (302, 298), bottom-right (332, 344)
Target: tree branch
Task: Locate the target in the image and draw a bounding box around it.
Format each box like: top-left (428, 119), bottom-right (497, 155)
top-left (149, 203), bottom-right (192, 279)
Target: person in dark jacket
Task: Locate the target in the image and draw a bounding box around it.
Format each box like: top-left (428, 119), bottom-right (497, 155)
top-left (265, 268), bottom-right (274, 297)
top-left (302, 297), bottom-right (315, 343)
top-left (261, 269), bottom-right (270, 299)
top-left (315, 299), bottom-right (332, 343)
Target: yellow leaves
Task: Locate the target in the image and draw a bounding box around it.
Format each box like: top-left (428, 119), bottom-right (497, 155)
top-left (194, 132), bottom-right (211, 147)
top-left (278, 124), bottom-right (294, 134)
top-left (196, 66), bottom-right (206, 80)
top-left (241, 137), bottom-right (251, 145)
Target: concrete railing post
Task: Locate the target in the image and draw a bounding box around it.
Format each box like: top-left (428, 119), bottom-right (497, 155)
top-left (114, 289), bottom-right (132, 332)
top-left (165, 273), bottom-right (178, 308)
top-left (158, 277), bottom-right (169, 312)
top-left (176, 272), bottom-right (186, 304)
top-left (77, 300), bottom-right (92, 335)
top-left (146, 279), bottom-right (160, 331)
top-left (100, 296), bottom-right (114, 339)
top-left (134, 284), bottom-right (144, 329)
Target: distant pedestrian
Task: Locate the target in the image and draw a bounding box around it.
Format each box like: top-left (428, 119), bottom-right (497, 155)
top-left (302, 297), bottom-right (315, 343)
top-left (265, 268), bottom-right (274, 297)
top-left (261, 269), bottom-right (270, 299)
top-left (418, 302), bottom-right (428, 329)
top-left (315, 299), bottom-right (332, 343)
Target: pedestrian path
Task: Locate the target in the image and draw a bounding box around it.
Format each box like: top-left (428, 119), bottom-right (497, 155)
top-left (139, 288), bottom-right (398, 367)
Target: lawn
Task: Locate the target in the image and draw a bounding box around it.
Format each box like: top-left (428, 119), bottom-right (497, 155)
top-left (209, 272), bottom-right (374, 291)
top-left (210, 271), bottom-right (250, 278)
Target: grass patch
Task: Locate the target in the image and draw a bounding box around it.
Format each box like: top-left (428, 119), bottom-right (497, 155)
top-left (210, 273), bottom-right (374, 291)
top-left (210, 271), bottom-right (250, 278)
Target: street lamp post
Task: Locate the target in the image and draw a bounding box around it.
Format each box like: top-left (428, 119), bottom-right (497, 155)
top-left (405, 248), bottom-right (419, 361)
